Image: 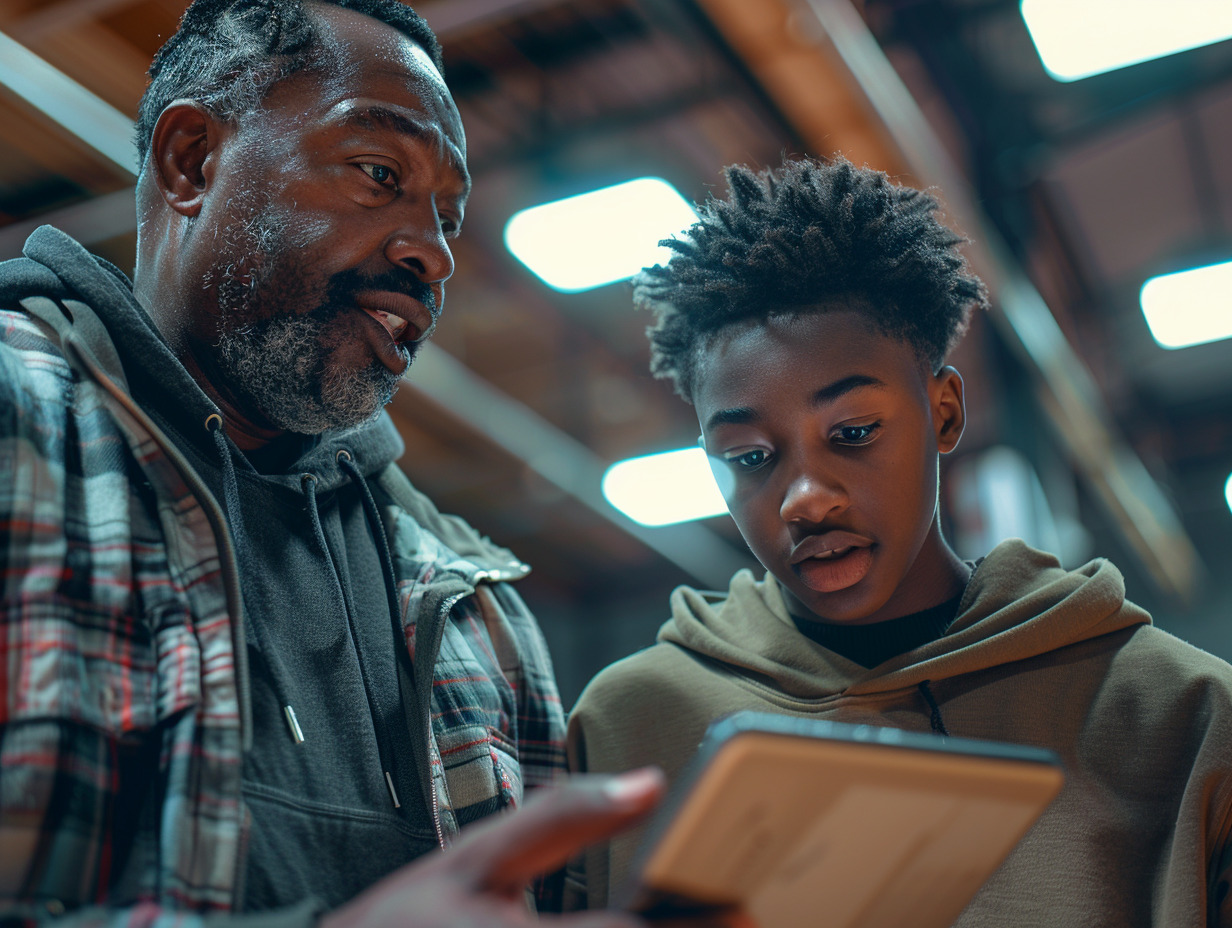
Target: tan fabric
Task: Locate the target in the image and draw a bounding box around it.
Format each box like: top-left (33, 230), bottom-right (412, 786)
top-left (565, 540), bottom-right (1232, 926)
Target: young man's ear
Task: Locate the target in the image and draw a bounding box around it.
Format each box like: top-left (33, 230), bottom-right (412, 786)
top-left (148, 101), bottom-right (226, 217)
top-left (932, 365), bottom-right (966, 454)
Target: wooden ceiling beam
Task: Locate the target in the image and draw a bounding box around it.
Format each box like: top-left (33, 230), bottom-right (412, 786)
top-left (0, 95), bottom-right (127, 194)
top-left (0, 28), bottom-right (136, 175)
top-left (22, 21), bottom-right (152, 114)
top-left (3, 0), bottom-right (143, 41)
top-left (694, 0), bottom-right (906, 176)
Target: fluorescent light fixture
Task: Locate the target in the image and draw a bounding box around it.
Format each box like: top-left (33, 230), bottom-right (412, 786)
top-left (602, 447), bottom-right (728, 527)
top-left (1226, 472), bottom-right (1232, 516)
top-left (1021, 0), bottom-right (1232, 82)
top-left (1139, 259), bottom-right (1232, 349)
top-left (504, 177), bottom-right (697, 292)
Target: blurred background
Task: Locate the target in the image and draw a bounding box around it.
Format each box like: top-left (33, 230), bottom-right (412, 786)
top-left (1, 0), bottom-right (1230, 706)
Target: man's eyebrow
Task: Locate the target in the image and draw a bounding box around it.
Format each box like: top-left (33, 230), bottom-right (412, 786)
top-left (342, 105), bottom-right (471, 193)
top-left (703, 374), bottom-right (886, 433)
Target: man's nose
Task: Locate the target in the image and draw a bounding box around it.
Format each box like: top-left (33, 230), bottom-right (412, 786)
top-left (384, 202), bottom-right (454, 285)
top-left (780, 467), bottom-right (846, 526)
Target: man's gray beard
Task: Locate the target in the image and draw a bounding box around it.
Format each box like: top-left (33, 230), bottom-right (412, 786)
top-left (205, 197), bottom-right (403, 435)
top-left (215, 313), bottom-right (403, 434)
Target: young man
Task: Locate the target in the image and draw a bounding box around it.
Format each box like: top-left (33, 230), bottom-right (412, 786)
top-left (0, 2), bottom-right (663, 926)
top-left (566, 156), bottom-right (1232, 924)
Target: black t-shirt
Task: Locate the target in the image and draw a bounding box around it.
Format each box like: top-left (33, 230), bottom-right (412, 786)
top-left (792, 595), bottom-right (963, 668)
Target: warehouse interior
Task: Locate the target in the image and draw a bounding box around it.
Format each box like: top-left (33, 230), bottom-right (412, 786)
top-left (1, 0), bottom-right (1230, 705)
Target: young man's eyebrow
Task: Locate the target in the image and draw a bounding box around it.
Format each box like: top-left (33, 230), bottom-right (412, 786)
top-left (812, 374), bottom-right (886, 406)
top-left (342, 106), bottom-right (471, 192)
top-left (704, 374), bottom-right (886, 433)
top-left (704, 407), bottom-right (758, 431)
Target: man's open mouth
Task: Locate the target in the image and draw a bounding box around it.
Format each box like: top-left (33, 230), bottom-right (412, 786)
top-left (363, 307), bottom-right (409, 341)
top-left (355, 290), bottom-right (435, 345)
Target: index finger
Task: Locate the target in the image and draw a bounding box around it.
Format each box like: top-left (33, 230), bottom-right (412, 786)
top-left (446, 768), bottom-right (666, 895)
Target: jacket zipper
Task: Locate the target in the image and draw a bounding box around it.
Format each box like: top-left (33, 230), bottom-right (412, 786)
top-left (424, 588), bottom-right (469, 849)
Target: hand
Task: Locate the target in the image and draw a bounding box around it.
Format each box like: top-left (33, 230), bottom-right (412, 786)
top-left (321, 768), bottom-right (666, 928)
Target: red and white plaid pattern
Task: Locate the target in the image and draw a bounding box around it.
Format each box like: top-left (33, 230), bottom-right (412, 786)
top-left (0, 296), bottom-right (566, 925)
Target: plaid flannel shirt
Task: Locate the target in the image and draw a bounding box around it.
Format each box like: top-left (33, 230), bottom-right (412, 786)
top-left (0, 292), bottom-right (566, 925)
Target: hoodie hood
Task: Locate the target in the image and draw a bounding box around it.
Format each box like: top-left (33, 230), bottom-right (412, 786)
top-left (5, 225), bottom-right (404, 489)
top-left (4, 225), bottom-right (218, 427)
top-left (657, 539), bottom-right (1150, 700)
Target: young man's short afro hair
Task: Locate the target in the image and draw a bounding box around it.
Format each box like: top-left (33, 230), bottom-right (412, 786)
top-left (633, 155), bottom-right (990, 402)
top-left (135, 0), bottom-right (443, 168)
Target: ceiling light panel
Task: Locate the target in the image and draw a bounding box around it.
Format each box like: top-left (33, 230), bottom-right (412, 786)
top-left (504, 177), bottom-right (698, 292)
top-left (1021, 0), bottom-right (1232, 82)
top-left (1140, 259), bottom-right (1232, 349)
top-left (602, 447), bottom-right (728, 527)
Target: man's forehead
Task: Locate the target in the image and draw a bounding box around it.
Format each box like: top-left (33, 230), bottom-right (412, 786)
top-left (309, 2), bottom-right (438, 72)
top-left (307, 4), bottom-right (464, 148)
top-left (405, 40), bottom-right (446, 89)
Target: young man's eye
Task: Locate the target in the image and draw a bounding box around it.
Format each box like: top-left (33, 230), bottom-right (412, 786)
top-left (833, 423), bottom-right (880, 444)
top-left (725, 448), bottom-right (772, 470)
top-left (359, 163), bottom-right (398, 187)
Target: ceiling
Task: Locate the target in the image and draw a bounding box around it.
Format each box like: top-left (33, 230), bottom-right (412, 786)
top-left (2, 0), bottom-right (1230, 703)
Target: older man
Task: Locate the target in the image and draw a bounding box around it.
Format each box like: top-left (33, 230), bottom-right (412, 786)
top-left (0, 2), bottom-right (660, 925)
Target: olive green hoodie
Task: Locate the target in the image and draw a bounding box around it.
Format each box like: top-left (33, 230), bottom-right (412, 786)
top-left (566, 540), bottom-right (1232, 926)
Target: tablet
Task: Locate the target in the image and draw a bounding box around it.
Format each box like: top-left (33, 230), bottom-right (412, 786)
top-left (616, 712), bottom-right (1064, 927)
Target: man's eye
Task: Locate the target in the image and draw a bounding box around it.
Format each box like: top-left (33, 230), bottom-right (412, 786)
top-left (834, 423), bottom-right (880, 444)
top-left (359, 163), bottom-right (397, 187)
top-left (725, 449), bottom-right (771, 469)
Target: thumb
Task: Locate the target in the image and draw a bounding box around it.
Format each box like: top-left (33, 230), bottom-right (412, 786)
top-left (446, 768), bottom-right (666, 895)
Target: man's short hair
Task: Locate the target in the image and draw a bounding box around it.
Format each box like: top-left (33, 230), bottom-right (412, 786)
top-left (135, 0), bottom-right (443, 167)
top-left (633, 155), bottom-right (990, 402)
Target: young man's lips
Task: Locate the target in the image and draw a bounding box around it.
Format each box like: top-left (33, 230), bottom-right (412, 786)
top-left (355, 290), bottom-right (435, 344)
top-left (789, 531), bottom-right (873, 565)
top-left (789, 531), bottom-right (875, 594)
top-left (794, 546), bottom-right (873, 593)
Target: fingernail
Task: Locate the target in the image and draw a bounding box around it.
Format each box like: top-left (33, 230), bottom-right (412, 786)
top-left (602, 767), bottom-right (664, 806)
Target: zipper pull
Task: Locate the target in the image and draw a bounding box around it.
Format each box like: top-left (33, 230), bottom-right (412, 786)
top-left (283, 705), bottom-right (305, 743)
top-left (385, 771), bottom-right (401, 808)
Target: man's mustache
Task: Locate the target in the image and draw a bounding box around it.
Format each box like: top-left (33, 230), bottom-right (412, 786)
top-left (327, 267), bottom-right (438, 321)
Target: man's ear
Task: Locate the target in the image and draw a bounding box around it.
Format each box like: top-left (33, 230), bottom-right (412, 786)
top-left (148, 101), bottom-right (225, 217)
top-left (931, 365), bottom-right (966, 454)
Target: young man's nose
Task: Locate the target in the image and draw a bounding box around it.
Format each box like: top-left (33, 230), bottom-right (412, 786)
top-left (780, 469), bottom-right (847, 525)
top-left (383, 204), bottom-right (455, 285)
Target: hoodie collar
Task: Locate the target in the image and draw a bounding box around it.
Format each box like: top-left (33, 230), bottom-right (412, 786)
top-left (657, 539), bottom-right (1151, 700)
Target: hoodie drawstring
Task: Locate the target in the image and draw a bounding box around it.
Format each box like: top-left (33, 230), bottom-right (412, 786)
top-left (336, 451), bottom-right (406, 671)
top-left (301, 449), bottom-right (406, 810)
top-left (917, 680), bottom-right (950, 736)
top-left (207, 414), bottom-right (305, 745)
